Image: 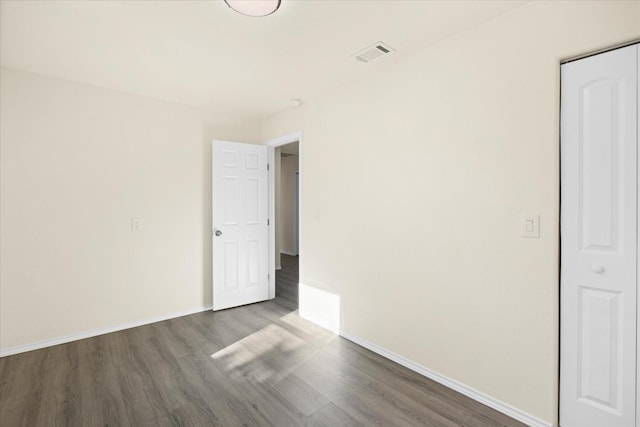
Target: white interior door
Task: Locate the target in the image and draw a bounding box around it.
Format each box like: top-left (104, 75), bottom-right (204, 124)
top-left (560, 44), bottom-right (638, 427)
top-left (212, 141), bottom-right (269, 311)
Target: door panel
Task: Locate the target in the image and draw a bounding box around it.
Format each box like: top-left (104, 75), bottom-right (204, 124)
top-left (223, 177), bottom-right (238, 225)
top-left (579, 78), bottom-right (621, 251)
top-left (578, 287), bottom-right (622, 411)
top-left (213, 141), bottom-right (269, 310)
top-left (560, 44), bottom-right (638, 427)
top-left (224, 242), bottom-right (239, 290)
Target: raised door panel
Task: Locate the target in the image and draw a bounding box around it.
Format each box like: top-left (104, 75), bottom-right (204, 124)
top-left (224, 242), bottom-right (239, 290)
top-left (578, 287), bottom-right (622, 412)
top-left (579, 79), bottom-right (623, 252)
top-left (222, 177), bottom-right (239, 226)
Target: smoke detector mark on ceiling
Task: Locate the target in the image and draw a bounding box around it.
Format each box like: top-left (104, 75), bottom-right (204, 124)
top-left (352, 42), bottom-right (395, 63)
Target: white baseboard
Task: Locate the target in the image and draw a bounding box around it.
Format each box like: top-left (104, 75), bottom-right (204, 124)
top-left (339, 330), bottom-right (553, 427)
top-left (280, 250), bottom-right (298, 256)
top-left (0, 304), bottom-right (213, 357)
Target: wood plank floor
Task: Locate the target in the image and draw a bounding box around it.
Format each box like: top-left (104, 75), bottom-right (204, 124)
top-left (0, 255), bottom-right (527, 427)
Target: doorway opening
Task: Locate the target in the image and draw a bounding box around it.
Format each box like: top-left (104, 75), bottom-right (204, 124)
top-left (267, 132), bottom-right (302, 310)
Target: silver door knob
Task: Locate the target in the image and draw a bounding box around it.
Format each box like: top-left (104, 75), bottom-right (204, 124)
top-left (592, 265), bottom-right (604, 274)
top-left (214, 229), bottom-right (222, 237)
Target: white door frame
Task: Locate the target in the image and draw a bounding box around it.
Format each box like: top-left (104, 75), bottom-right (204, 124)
top-left (293, 171), bottom-right (300, 256)
top-left (266, 131), bottom-right (303, 299)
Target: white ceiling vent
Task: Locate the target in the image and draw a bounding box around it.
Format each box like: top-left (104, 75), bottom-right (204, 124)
top-left (352, 41), bottom-right (395, 63)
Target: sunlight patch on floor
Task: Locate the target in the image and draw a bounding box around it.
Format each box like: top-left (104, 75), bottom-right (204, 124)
top-left (210, 323), bottom-right (306, 382)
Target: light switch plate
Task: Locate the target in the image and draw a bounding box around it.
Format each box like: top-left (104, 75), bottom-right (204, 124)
top-left (131, 217), bottom-right (142, 231)
top-left (520, 214), bottom-right (540, 238)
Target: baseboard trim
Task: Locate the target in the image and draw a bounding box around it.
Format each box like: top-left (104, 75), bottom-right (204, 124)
top-left (339, 330), bottom-right (553, 427)
top-left (0, 304), bottom-right (213, 357)
top-left (280, 250), bottom-right (298, 256)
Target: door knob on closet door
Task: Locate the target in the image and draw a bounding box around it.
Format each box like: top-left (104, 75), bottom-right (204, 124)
top-left (214, 229), bottom-right (222, 237)
top-left (592, 265), bottom-right (605, 274)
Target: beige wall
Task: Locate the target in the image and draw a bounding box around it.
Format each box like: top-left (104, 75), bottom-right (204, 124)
top-left (0, 68), bottom-right (261, 351)
top-left (279, 154), bottom-right (299, 255)
top-left (261, 1), bottom-right (640, 425)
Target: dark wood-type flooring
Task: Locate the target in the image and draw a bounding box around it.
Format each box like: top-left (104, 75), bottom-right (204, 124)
top-left (0, 255), bottom-right (527, 426)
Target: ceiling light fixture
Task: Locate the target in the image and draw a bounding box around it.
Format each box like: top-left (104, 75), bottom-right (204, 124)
top-left (224, 0), bottom-right (281, 17)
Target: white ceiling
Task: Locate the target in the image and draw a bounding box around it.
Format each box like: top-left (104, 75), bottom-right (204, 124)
top-left (0, 0), bottom-right (526, 119)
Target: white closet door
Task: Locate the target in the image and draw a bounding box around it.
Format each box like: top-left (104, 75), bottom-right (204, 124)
top-left (560, 44), bottom-right (638, 427)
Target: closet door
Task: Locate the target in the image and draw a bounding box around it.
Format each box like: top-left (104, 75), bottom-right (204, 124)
top-left (560, 44), bottom-right (638, 427)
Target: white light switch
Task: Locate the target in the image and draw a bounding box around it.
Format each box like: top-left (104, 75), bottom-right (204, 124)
top-left (526, 219), bottom-right (534, 232)
top-left (131, 217), bottom-right (142, 231)
top-left (520, 214), bottom-right (539, 238)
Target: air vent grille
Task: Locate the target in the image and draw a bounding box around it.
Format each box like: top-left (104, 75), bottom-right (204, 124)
top-left (352, 42), bottom-right (395, 63)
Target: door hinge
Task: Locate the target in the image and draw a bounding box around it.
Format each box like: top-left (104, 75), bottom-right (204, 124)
top-left (268, 273), bottom-right (270, 281)
top-left (267, 163), bottom-right (270, 171)
top-left (267, 218), bottom-right (270, 226)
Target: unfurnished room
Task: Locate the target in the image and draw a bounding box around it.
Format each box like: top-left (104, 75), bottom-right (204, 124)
top-left (1, 1), bottom-right (639, 426)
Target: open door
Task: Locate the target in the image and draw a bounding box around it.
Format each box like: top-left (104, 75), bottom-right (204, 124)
top-left (212, 140), bottom-right (270, 310)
